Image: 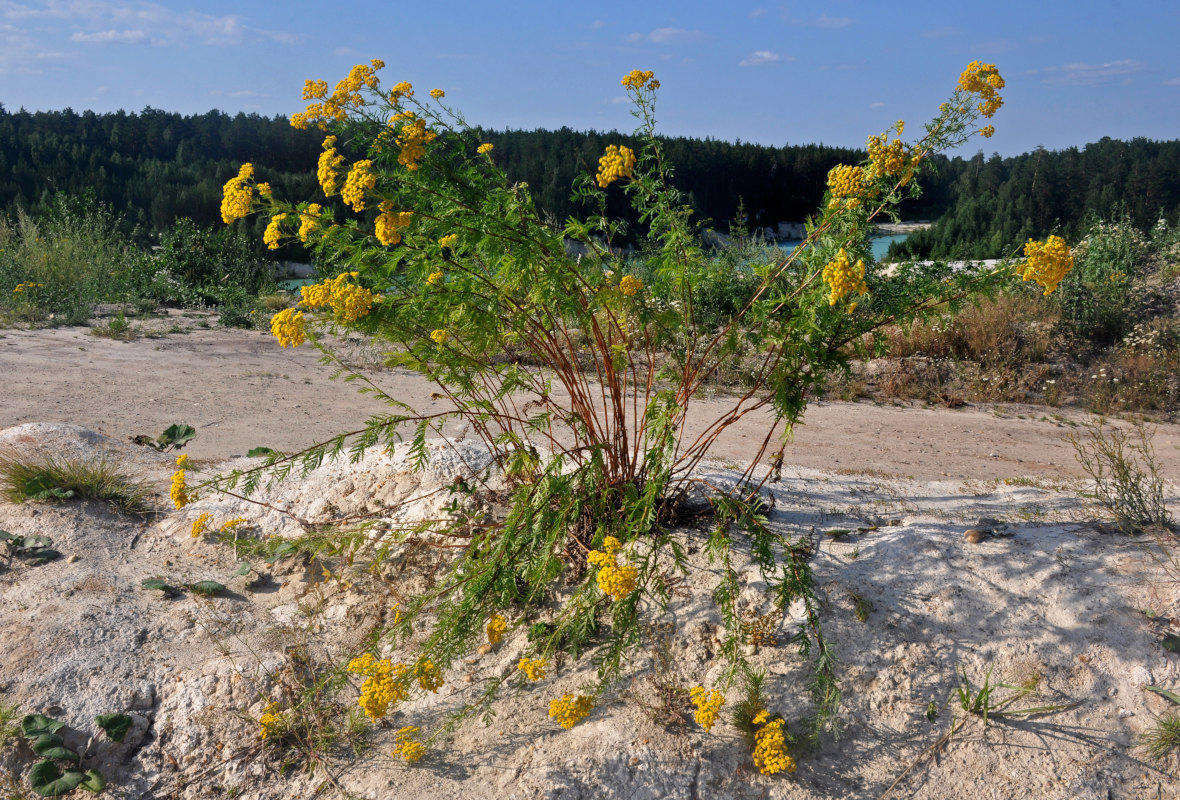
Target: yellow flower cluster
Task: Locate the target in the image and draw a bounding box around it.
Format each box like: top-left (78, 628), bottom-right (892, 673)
top-left (341, 160), bottom-right (377, 212)
top-left (689, 686), bottom-right (724, 733)
top-left (958, 61), bottom-right (1005, 118)
top-left (587, 536), bottom-right (638, 600)
top-left (416, 659), bottom-right (443, 692)
top-left (170, 469), bottom-right (192, 509)
top-left (621, 70), bottom-right (660, 90)
top-left (347, 653), bottom-right (409, 721)
top-left (12, 282), bottom-right (45, 294)
top-left (1018, 235), bottom-right (1074, 295)
top-left (477, 143), bottom-right (494, 155)
top-left (438, 233), bottom-right (459, 249)
top-left (393, 725), bottom-right (426, 762)
top-left (220, 517), bottom-right (248, 533)
top-left (430, 88), bottom-right (445, 99)
top-left (259, 702), bottom-right (282, 740)
top-left (176, 453), bottom-right (190, 468)
top-left (291, 63), bottom-right (383, 130)
top-left (191, 512), bottom-right (213, 539)
top-left (390, 80), bottom-right (414, 101)
top-left (220, 163), bottom-right (254, 224)
top-left (822, 248), bottom-right (867, 306)
top-left (826, 164), bottom-right (876, 209)
top-left (302, 79), bottom-right (328, 100)
top-left (619, 275), bottom-right (643, 296)
top-left (487, 614), bottom-right (507, 645)
top-left (596, 145), bottom-right (636, 188)
top-left (548, 693), bottom-right (594, 728)
top-left (395, 118), bottom-right (437, 170)
top-left (518, 658), bottom-right (547, 681)
top-left (374, 201), bottom-right (413, 246)
top-left (298, 203), bottom-right (323, 242)
top-left (263, 212), bottom-right (290, 250)
top-left (865, 125), bottom-right (918, 185)
top-left (430, 329), bottom-right (449, 344)
top-left (427, 270), bottom-right (445, 286)
top-left (300, 272), bottom-right (375, 323)
top-left (979, 125), bottom-right (995, 139)
top-left (318, 138), bottom-right (346, 197)
top-left (751, 710), bottom-right (796, 775)
top-left (256, 182), bottom-right (272, 198)
top-left (270, 307), bottom-right (306, 348)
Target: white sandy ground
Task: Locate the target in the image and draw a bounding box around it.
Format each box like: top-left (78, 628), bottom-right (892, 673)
top-left (1, 317), bottom-right (1179, 799)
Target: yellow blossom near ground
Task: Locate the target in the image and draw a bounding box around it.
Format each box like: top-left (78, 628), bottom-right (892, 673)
top-left (259, 702), bottom-right (282, 739)
top-left (689, 686), bottom-right (724, 732)
top-left (393, 725), bottom-right (426, 762)
top-left (822, 248), bottom-right (867, 307)
top-left (439, 233), bottom-right (459, 249)
top-left (619, 275), bottom-right (643, 296)
top-left (347, 653), bottom-right (410, 721)
top-left (596, 145), bottom-right (637, 188)
top-left (487, 614), bottom-right (507, 645)
top-left (587, 536), bottom-right (639, 600)
top-left (175, 453), bottom-right (190, 468)
top-left (12, 282), bottom-right (45, 294)
top-left (548, 693), bottom-right (594, 728)
top-left (416, 660), bottom-right (443, 692)
top-left (269, 308), bottom-right (306, 348)
top-left (427, 270), bottom-right (445, 286)
top-left (518, 658), bottom-right (547, 681)
top-left (169, 469), bottom-right (192, 509)
top-left (219, 517), bottom-right (248, 533)
top-left (430, 329), bottom-right (449, 344)
top-left (190, 512), bottom-right (213, 538)
top-left (1018, 235), bottom-right (1074, 295)
top-left (751, 710), bottom-right (796, 775)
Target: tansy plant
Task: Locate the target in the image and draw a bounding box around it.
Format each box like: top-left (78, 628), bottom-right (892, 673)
top-left (210, 60), bottom-right (1070, 768)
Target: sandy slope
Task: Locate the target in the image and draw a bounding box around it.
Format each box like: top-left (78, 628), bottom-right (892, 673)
top-left (1, 315), bottom-right (1179, 799)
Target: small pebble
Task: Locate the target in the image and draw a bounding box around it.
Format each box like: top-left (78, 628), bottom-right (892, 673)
top-left (66, 554), bottom-right (80, 563)
top-left (476, 643), bottom-right (494, 656)
top-left (964, 529), bottom-right (985, 544)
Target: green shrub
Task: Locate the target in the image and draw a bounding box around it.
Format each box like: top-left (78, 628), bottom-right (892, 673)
top-left (1055, 215), bottom-right (1148, 347)
top-left (0, 194), bottom-right (138, 325)
top-left (202, 60), bottom-right (1056, 766)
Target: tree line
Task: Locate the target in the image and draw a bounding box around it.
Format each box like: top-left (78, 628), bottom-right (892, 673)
top-left (1, 103), bottom-right (1177, 258)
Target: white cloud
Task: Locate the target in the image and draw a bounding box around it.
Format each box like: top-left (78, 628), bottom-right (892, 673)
top-left (70, 27), bottom-right (144, 43)
top-left (749, 7), bottom-right (766, 17)
top-left (739, 50), bottom-right (791, 67)
top-left (627, 27), bottom-right (706, 45)
top-left (782, 11), bottom-right (853, 28)
top-left (1164, 76), bottom-right (1180, 86)
top-left (869, 101), bottom-right (885, 108)
top-left (3, 1), bottom-right (295, 46)
top-left (590, 19), bottom-right (604, 30)
top-left (1041, 59), bottom-right (1146, 86)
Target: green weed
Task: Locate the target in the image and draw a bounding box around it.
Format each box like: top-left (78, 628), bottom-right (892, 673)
top-left (0, 448), bottom-right (149, 512)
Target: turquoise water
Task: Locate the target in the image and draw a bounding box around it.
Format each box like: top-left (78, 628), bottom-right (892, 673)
top-left (778, 233), bottom-right (909, 261)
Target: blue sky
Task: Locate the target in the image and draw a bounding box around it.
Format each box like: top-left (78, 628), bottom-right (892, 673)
top-left (2, 0), bottom-right (1178, 157)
